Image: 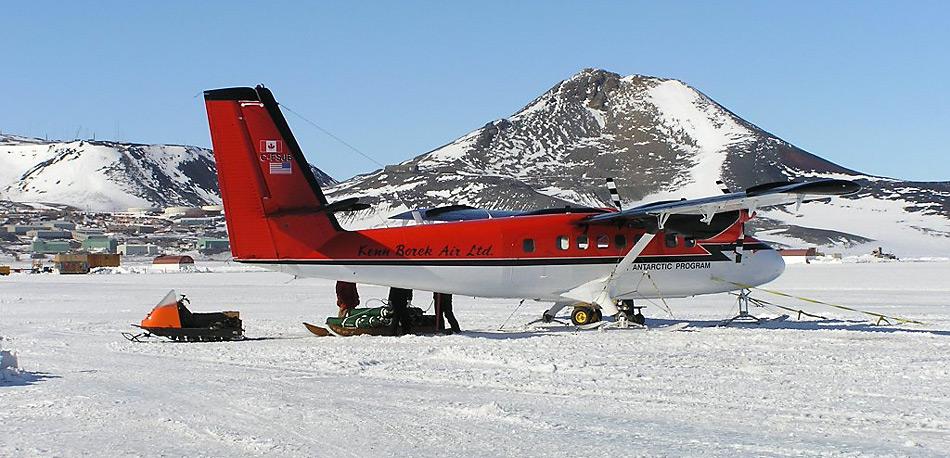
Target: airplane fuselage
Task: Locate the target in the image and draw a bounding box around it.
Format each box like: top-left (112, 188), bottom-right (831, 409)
top-left (239, 212), bottom-right (786, 301)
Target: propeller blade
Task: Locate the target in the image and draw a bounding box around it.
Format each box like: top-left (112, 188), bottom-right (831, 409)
top-left (716, 180), bottom-right (731, 194)
top-left (606, 178), bottom-right (623, 211)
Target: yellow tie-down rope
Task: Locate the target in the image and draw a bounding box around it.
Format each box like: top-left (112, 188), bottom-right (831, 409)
top-left (712, 277), bottom-right (926, 326)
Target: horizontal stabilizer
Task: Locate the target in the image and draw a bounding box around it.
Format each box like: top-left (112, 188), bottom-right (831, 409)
top-left (322, 197), bottom-right (371, 213)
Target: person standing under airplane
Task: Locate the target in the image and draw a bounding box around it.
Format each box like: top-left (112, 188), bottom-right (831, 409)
top-left (434, 292), bottom-right (461, 334)
top-left (388, 287), bottom-right (413, 335)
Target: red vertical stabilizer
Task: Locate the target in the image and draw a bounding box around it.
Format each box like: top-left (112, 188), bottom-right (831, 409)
top-left (204, 86), bottom-right (341, 260)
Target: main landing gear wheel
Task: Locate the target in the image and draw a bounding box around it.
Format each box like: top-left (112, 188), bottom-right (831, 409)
top-left (592, 309), bottom-right (603, 323)
top-left (571, 306), bottom-right (603, 326)
top-left (571, 307), bottom-right (592, 326)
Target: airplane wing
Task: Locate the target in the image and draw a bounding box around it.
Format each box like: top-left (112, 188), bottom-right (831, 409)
top-left (582, 178), bottom-right (860, 228)
top-left (390, 205), bottom-right (609, 222)
top-left (561, 178), bottom-right (859, 315)
top-left (389, 205), bottom-right (523, 222)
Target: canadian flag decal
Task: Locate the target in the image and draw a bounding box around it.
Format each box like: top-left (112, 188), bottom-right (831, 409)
top-left (260, 140), bottom-right (283, 153)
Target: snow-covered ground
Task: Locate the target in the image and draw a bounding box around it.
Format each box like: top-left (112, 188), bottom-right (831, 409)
top-left (2, 262), bottom-right (949, 456)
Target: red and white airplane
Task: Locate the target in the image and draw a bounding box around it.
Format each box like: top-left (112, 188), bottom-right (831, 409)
top-left (203, 85), bottom-right (860, 325)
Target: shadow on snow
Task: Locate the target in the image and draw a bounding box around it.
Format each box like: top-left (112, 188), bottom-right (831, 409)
top-left (649, 317), bottom-right (950, 337)
top-left (1, 371), bottom-right (59, 387)
top-left (456, 318), bottom-right (950, 339)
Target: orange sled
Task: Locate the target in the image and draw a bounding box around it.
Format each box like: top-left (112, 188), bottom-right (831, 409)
top-left (123, 290), bottom-right (244, 342)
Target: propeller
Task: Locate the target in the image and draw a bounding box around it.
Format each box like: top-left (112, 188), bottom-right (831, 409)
top-left (605, 178), bottom-right (623, 211)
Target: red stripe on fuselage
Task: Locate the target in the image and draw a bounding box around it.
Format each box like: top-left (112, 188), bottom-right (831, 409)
top-left (237, 211), bottom-right (759, 263)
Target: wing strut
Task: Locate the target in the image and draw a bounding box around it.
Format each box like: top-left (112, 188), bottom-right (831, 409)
top-left (613, 232), bottom-right (657, 280)
top-left (561, 231), bottom-right (657, 316)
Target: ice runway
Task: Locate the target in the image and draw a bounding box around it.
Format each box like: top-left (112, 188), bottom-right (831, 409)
top-left (2, 262), bottom-right (949, 456)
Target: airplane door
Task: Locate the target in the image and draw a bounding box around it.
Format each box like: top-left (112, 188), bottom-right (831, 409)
top-left (504, 231), bottom-right (548, 297)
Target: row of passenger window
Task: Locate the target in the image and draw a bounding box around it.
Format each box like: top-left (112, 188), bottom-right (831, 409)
top-left (522, 233), bottom-right (695, 253)
top-left (522, 234), bottom-right (627, 253)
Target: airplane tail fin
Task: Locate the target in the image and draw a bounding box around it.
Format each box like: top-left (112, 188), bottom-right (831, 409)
top-left (204, 85), bottom-right (342, 260)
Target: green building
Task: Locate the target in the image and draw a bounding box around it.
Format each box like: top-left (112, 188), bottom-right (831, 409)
top-left (32, 239), bottom-right (71, 254)
top-left (81, 235), bottom-right (118, 254)
top-left (197, 237), bottom-right (231, 254)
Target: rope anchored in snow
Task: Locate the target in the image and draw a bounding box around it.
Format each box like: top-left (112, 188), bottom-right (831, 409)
top-left (498, 299), bottom-right (526, 331)
top-left (712, 277), bottom-right (925, 325)
top-left (727, 291), bottom-right (828, 321)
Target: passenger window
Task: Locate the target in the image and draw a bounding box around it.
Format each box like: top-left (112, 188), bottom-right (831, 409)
top-left (523, 238), bottom-right (535, 253)
top-left (576, 235), bottom-right (589, 250)
top-left (684, 237), bottom-right (696, 248)
top-left (665, 233), bottom-right (678, 248)
top-left (556, 235), bottom-right (569, 250)
top-left (615, 234), bottom-right (626, 248)
top-left (596, 234), bottom-right (609, 249)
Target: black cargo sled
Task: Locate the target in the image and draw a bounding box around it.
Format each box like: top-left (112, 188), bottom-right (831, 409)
top-left (304, 305), bottom-right (438, 337)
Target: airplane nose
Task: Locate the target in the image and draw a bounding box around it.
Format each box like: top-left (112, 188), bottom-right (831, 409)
top-left (747, 248), bottom-right (785, 286)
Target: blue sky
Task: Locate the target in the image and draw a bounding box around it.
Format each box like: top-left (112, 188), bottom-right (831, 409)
top-left (2, 1), bottom-right (947, 181)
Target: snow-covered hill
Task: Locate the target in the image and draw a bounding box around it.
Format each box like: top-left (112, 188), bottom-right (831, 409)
top-left (327, 69), bottom-right (950, 256)
top-left (0, 135), bottom-right (336, 212)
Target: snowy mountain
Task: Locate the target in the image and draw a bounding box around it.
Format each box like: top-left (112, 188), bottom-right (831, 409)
top-left (327, 69), bottom-right (950, 256)
top-left (0, 134), bottom-right (336, 212)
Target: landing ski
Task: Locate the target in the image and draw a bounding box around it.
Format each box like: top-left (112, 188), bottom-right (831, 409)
top-left (303, 322), bottom-right (333, 337)
top-left (530, 321), bottom-right (689, 332)
top-left (653, 322), bottom-right (690, 332)
top-left (588, 321), bottom-right (690, 332)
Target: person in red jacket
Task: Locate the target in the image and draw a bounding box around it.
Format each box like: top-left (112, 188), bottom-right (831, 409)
top-left (336, 281), bottom-right (360, 318)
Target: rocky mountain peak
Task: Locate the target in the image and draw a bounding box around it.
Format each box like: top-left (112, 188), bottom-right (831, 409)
top-left (550, 68), bottom-right (624, 111)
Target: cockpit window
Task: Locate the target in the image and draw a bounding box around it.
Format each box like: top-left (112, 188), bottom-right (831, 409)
top-left (665, 233), bottom-right (678, 248)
